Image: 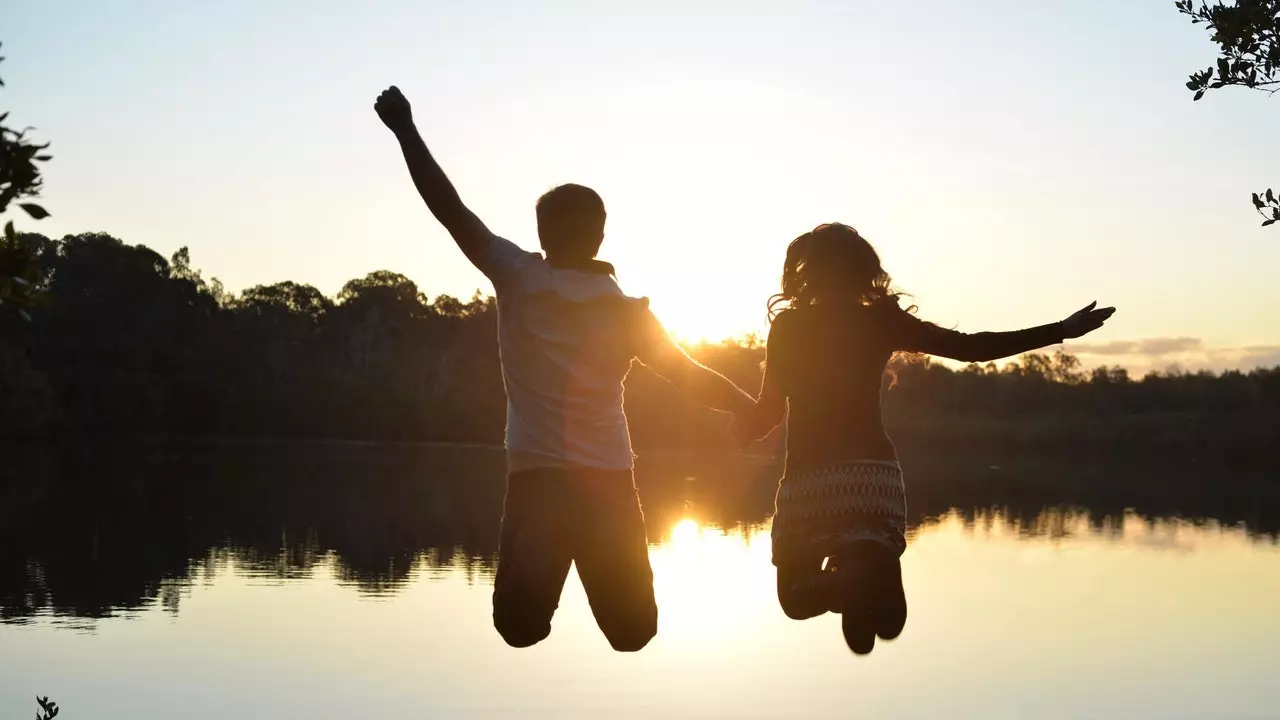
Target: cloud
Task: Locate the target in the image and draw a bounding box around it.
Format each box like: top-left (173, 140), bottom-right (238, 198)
top-left (1208, 345), bottom-right (1280, 372)
top-left (1067, 337), bottom-right (1202, 357)
top-left (1058, 338), bottom-right (1280, 375)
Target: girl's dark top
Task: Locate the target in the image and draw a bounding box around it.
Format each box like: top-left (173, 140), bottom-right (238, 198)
top-left (765, 300), bottom-right (1065, 475)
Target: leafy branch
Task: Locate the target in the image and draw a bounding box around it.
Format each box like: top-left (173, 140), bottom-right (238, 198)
top-left (1175, 1), bottom-right (1278, 226)
top-left (1177, 0), bottom-right (1280, 99)
top-left (36, 696), bottom-right (60, 720)
top-left (1252, 188), bottom-right (1280, 225)
top-left (0, 40), bottom-right (53, 317)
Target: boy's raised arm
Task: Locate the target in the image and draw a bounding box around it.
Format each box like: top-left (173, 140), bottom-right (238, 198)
top-left (375, 85), bottom-right (494, 272)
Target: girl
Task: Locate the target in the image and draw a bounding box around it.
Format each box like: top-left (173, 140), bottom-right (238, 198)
top-left (732, 223), bottom-right (1115, 654)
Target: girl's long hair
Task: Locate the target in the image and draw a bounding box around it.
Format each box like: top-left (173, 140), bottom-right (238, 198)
top-left (767, 223), bottom-right (906, 320)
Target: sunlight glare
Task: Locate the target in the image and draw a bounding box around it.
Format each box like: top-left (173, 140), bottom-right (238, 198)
top-left (669, 518), bottom-right (702, 547)
top-left (648, 517), bottom-right (776, 654)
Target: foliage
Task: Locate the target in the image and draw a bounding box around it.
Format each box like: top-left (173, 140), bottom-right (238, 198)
top-left (0, 224), bottom-right (42, 318)
top-left (1175, 1), bottom-right (1279, 225)
top-left (1178, 0), bottom-right (1280, 99)
top-left (0, 41), bottom-right (53, 316)
top-left (2, 232), bottom-right (1277, 452)
top-left (1252, 188), bottom-right (1280, 226)
top-left (0, 339), bottom-right (57, 436)
top-left (36, 696), bottom-right (59, 720)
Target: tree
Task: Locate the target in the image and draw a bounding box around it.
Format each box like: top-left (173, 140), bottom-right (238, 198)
top-left (2, 231), bottom-right (1277, 449)
top-left (0, 42), bottom-right (53, 315)
top-left (241, 280), bottom-right (332, 320)
top-left (1176, 1), bottom-right (1279, 225)
top-left (0, 338), bottom-right (56, 435)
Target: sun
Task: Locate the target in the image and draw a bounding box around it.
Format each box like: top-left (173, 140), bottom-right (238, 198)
top-left (615, 237), bottom-right (773, 345)
top-left (667, 325), bottom-right (720, 347)
top-left (647, 294), bottom-right (765, 347)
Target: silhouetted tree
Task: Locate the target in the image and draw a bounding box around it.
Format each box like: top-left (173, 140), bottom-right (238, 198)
top-left (1176, 0), bottom-right (1279, 225)
top-left (2, 231), bottom-right (1277, 460)
top-left (0, 42), bottom-right (53, 316)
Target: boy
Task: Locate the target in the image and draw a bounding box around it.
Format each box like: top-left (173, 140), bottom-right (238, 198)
top-left (374, 86), bottom-right (755, 651)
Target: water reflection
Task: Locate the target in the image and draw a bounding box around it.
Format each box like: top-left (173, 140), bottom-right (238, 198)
top-left (3, 446), bottom-right (1280, 718)
top-left (1, 441), bottom-right (1276, 628)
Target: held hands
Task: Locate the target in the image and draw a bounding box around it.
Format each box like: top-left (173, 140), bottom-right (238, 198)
top-left (374, 86), bottom-right (414, 134)
top-left (1061, 301), bottom-right (1116, 339)
top-left (727, 409), bottom-right (759, 451)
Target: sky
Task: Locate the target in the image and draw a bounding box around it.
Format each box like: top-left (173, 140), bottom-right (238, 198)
top-left (5, 0), bottom-right (1278, 373)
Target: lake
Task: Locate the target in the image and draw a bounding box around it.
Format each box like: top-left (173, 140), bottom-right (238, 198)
top-left (1, 442), bottom-right (1278, 719)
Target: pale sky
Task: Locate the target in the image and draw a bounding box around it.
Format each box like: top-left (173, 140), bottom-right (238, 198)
top-left (6, 0), bottom-right (1278, 372)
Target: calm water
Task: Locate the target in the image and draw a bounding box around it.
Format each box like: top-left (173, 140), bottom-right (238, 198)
top-left (1, 443), bottom-right (1278, 719)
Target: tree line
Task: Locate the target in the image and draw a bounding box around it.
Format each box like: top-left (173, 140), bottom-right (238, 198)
top-left (2, 232), bottom-right (1277, 462)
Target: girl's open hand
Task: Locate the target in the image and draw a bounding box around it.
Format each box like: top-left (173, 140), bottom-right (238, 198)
top-left (1061, 301), bottom-right (1116, 339)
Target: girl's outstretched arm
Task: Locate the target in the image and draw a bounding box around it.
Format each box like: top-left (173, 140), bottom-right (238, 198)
top-left (891, 301), bottom-right (1116, 363)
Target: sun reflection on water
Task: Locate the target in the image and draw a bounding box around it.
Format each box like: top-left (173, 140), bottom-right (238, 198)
top-left (4, 509), bottom-right (1280, 719)
top-left (645, 517), bottom-right (776, 644)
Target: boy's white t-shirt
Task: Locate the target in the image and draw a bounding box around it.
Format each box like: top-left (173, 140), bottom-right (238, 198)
top-left (482, 233), bottom-right (648, 472)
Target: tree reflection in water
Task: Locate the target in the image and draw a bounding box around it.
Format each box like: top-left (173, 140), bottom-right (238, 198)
top-left (1, 441), bottom-right (1276, 626)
